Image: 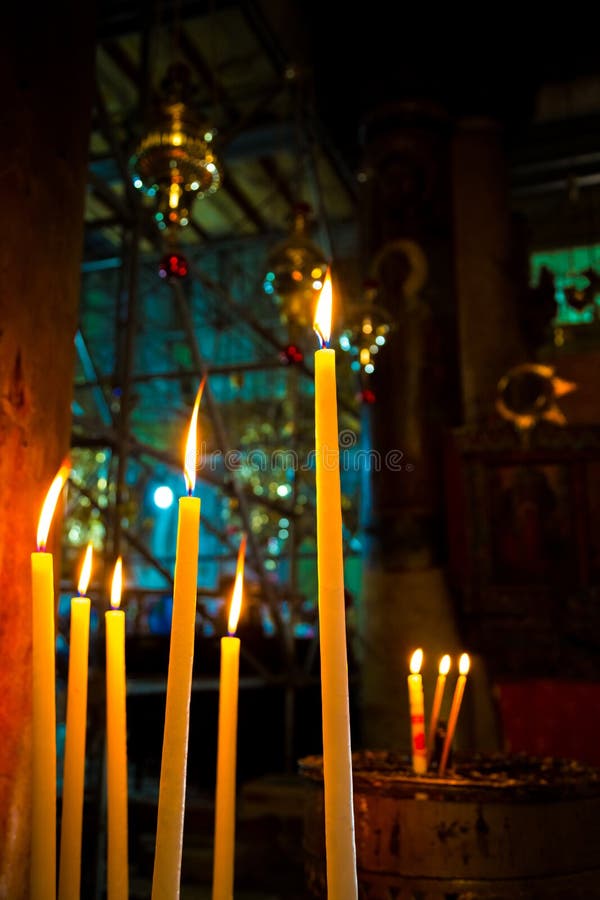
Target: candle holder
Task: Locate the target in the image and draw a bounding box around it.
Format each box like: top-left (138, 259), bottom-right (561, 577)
top-left (300, 750), bottom-right (600, 898)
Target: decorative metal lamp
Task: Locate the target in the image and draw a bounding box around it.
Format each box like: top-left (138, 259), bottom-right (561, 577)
top-left (129, 63), bottom-right (222, 233)
top-left (264, 203), bottom-right (328, 338)
top-left (338, 280), bottom-right (393, 375)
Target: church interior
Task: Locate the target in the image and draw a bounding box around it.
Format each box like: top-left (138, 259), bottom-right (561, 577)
top-left (1, 2), bottom-right (600, 897)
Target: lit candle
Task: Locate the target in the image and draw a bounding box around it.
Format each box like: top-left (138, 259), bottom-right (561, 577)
top-left (152, 379), bottom-right (205, 900)
top-left (105, 558), bottom-right (128, 899)
top-left (313, 271), bottom-right (358, 900)
top-left (426, 653), bottom-right (451, 769)
top-left (212, 534), bottom-right (246, 900)
top-left (58, 543), bottom-right (93, 900)
top-left (438, 653), bottom-right (471, 776)
top-left (408, 649), bottom-right (427, 774)
top-left (31, 461), bottom-right (70, 900)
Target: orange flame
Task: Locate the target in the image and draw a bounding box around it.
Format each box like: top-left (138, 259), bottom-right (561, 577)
top-left (409, 648), bottom-right (423, 675)
top-left (227, 534), bottom-right (247, 635)
top-left (36, 461), bottom-right (70, 550)
top-left (313, 269), bottom-right (333, 347)
top-left (78, 543), bottom-right (93, 595)
top-left (184, 376), bottom-right (206, 495)
top-left (110, 557), bottom-right (123, 610)
top-left (459, 653), bottom-right (470, 676)
top-left (439, 654), bottom-right (451, 676)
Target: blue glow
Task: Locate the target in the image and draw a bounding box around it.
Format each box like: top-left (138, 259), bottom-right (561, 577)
top-left (339, 334), bottom-right (351, 351)
top-left (153, 485), bottom-right (174, 509)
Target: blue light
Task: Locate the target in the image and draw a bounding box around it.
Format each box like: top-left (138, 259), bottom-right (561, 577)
top-left (339, 334), bottom-right (351, 351)
top-left (153, 485), bottom-right (174, 510)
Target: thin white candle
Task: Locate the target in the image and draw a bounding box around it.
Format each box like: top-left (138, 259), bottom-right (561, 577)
top-left (152, 379), bottom-right (205, 900)
top-left (31, 462), bottom-right (69, 900)
top-left (212, 535), bottom-right (246, 900)
top-left (58, 543), bottom-right (93, 900)
top-left (313, 271), bottom-right (358, 900)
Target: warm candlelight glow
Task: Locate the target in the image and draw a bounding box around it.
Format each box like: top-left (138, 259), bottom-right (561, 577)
top-left (36, 461), bottom-right (70, 551)
top-left (459, 652), bottom-right (470, 676)
top-left (313, 269), bottom-right (332, 347)
top-left (184, 375), bottom-right (206, 495)
top-left (439, 654), bottom-right (451, 676)
top-left (409, 648), bottom-right (423, 675)
top-left (110, 558), bottom-right (123, 610)
top-left (227, 534), bottom-right (247, 636)
top-left (77, 543), bottom-right (93, 595)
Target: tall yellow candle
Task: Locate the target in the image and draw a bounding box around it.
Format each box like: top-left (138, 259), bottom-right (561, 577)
top-left (426, 654), bottom-right (451, 768)
top-left (152, 379), bottom-right (205, 900)
top-left (408, 649), bottom-right (427, 774)
top-left (106, 558), bottom-right (128, 900)
top-left (31, 462), bottom-right (70, 900)
top-left (212, 535), bottom-right (246, 900)
top-left (58, 543), bottom-right (93, 900)
top-left (439, 653), bottom-right (470, 776)
top-left (313, 271), bottom-right (358, 900)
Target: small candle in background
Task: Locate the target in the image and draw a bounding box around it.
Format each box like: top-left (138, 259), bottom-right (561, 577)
top-left (105, 558), bottom-right (128, 900)
top-left (438, 653), bottom-right (470, 776)
top-left (426, 654), bottom-right (451, 769)
top-left (58, 543), bottom-right (93, 900)
top-left (408, 649), bottom-right (427, 774)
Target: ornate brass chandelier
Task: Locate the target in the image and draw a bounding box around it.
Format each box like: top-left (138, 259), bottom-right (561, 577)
top-left (264, 203), bottom-right (328, 340)
top-left (129, 63), bottom-right (222, 233)
top-left (339, 280), bottom-right (393, 375)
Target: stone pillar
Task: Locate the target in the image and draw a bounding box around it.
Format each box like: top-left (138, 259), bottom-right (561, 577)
top-left (357, 101), bottom-right (465, 751)
top-left (0, 7), bottom-right (94, 895)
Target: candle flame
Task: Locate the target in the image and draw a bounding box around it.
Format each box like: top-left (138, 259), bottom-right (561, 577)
top-left (459, 652), bottom-right (470, 676)
top-left (439, 654), bottom-right (451, 676)
top-left (110, 557), bottom-right (123, 610)
top-left (313, 269), bottom-right (332, 348)
top-left (409, 648), bottom-right (423, 675)
top-left (78, 543), bottom-right (93, 595)
top-left (227, 534), bottom-right (247, 635)
top-left (184, 376), bottom-right (206, 495)
top-left (36, 461), bottom-right (70, 551)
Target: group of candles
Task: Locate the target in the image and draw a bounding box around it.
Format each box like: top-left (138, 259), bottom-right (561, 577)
top-left (30, 437), bottom-right (248, 900)
top-left (29, 271), bottom-right (360, 899)
top-left (407, 648), bottom-right (471, 776)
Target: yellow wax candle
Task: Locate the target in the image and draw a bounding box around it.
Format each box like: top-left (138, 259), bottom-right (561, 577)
top-left (106, 558), bottom-right (128, 900)
top-left (212, 535), bottom-right (246, 900)
top-left (426, 654), bottom-right (451, 768)
top-left (58, 543), bottom-right (93, 900)
top-left (313, 271), bottom-right (358, 900)
top-left (31, 462), bottom-right (69, 900)
top-left (152, 379), bottom-right (205, 900)
top-left (439, 653), bottom-right (471, 776)
top-left (408, 649), bottom-right (427, 774)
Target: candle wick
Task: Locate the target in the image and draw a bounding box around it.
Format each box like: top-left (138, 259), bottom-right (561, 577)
top-left (314, 325), bottom-right (329, 350)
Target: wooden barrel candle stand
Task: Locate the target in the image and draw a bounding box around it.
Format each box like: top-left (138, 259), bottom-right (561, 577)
top-left (299, 751), bottom-right (600, 899)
